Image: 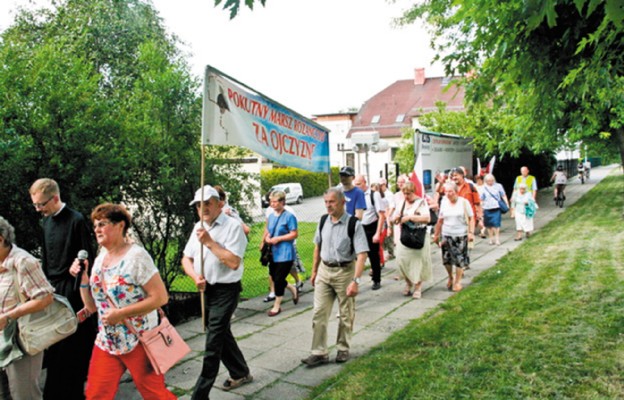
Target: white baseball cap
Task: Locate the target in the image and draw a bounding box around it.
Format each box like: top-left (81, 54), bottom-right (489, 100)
top-left (189, 185), bottom-right (220, 206)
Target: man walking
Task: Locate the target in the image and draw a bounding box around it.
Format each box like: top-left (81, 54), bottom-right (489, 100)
top-left (182, 185), bottom-right (252, 399)
top-left (301, 188), bottom-right (368, 367)
top-left (339, 166), bottom-right (366, 220)
top-left (354, 175), bottom-right (386, 290)
top-left (29, 178), bottom-right (95, 400)
top-left (514, 166), bottom-right (538, 200)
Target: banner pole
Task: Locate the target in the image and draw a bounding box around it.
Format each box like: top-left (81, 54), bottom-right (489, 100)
top-left (327, 171), bottom-right (332, 189)
top-left (199, 145), bottom-right (206, 331)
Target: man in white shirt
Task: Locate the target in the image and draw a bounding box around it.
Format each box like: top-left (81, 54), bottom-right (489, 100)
top-left (353, 175), bottom-right (386, 290)
top-left (182, 185), bottom-right (253, 399)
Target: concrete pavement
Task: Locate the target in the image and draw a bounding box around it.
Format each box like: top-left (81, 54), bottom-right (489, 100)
top-left (116, 165), bottom-right (615, 400)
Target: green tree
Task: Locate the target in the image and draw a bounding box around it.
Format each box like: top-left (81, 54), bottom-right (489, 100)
top-left (0, 0), bottom-right (254, 289)
top-left (401, 0), bottom-right (624, 165)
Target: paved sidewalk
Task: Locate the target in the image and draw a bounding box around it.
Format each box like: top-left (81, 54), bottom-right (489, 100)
top-left (116, 166), bottom-right (615, 400)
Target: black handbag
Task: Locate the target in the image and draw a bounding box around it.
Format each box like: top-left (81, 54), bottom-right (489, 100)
top-left (260, 243), bottom-right (272, 266)
top-left (260, 212), bottom-right (283, 266)
top-left (399, 200), bottom-right (428, 250)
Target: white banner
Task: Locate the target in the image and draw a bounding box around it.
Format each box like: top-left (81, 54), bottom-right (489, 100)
top-left (202, 66), bottom-right (330, 173)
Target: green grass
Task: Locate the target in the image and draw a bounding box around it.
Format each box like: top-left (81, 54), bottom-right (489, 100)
top-left (169, 221), bottom-right (318, 299)
top-left (309, 173), bottom-right (624, 399)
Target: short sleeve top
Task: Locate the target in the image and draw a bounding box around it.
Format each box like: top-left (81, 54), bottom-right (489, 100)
top-left (439, 197), bottom-right (473, 237)
top-left (267, 210), bottom-right (297, 262)
top-left (90, 244), bottom-right (158, 355)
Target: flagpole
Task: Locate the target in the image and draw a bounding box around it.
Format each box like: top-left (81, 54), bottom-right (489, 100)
top-left (199, 145), bottom-right (206, 331)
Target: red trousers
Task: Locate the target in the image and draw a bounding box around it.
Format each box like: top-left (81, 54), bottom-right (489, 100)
top-left (85, 344), bottom-right (176, 400)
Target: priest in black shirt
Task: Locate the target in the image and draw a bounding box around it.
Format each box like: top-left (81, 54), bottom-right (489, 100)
top-left (30, 178), bottom-right (96, 400)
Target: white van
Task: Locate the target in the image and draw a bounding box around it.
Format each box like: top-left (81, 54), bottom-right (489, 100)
top-left (262, 183), bottom-right (304, 207)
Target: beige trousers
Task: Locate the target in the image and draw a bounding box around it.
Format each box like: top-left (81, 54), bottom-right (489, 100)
top-left (311, 261), bottom-right (355, 355)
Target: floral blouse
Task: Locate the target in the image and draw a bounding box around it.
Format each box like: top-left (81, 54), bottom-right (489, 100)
top-left (90, 244), bottom-right (158, 355)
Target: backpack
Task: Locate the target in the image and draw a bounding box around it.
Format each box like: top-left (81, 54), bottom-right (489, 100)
top-left (318, 214), bottom-right (358, 255)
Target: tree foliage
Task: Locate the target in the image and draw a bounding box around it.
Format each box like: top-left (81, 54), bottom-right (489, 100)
top-left (0, 0), bottom-right (254, 289)
top-left (400, 0), bottom-right (624, 165)
top-left (214, 0), bottom-right (267, 19)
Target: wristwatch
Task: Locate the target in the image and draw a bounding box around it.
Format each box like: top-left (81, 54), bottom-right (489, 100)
top-left (352, 277), bottom-right (361, 285)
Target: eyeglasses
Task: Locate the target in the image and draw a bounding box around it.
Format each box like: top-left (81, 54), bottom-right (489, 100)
top-left (93, 221), bottom-right (114, 229)
top-left (32, 197), bottom-right (54, 208)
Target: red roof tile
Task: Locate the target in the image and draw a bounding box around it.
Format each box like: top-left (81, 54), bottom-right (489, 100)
top-left (348, 77), bottom-right (465, 139)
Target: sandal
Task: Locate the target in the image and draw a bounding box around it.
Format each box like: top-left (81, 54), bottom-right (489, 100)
top-left (223, 374), bottom-right (253, 391)
top-left (446, 278), bottom-right (453, 291)
top-left (402, 286), bottom-right (412, 296)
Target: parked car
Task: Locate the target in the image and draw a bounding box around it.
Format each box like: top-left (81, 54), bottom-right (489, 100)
top-left (261, 183), bottom-right (304, 207)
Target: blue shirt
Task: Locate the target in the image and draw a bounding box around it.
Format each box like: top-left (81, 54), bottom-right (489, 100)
top-left (343, 187), bottom-right (367, 217)
top-left (268, 210), bottom-right (297, 262)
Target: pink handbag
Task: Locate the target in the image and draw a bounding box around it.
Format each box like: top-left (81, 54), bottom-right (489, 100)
top-left (125, 308), bottom-right (191, 375)
top-left (102, 280), bottom-right (190, 375)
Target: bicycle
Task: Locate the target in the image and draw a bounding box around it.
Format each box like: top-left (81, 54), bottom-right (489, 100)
top-left (554, 184), bottom-right (565, 208)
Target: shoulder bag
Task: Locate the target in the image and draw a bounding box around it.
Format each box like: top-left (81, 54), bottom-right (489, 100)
top-left (260, 212), bottom-right (284, 266)
top-left (399, 199), bottom-right (427, 250)
top-left (11, 266), bottom-right (77, 356)
top-left (102, 279), bottom-right (190, 375)
top-left (484, 186), bottom-right (509, 214)
top-left (0, 318), bottom-right (23, 368)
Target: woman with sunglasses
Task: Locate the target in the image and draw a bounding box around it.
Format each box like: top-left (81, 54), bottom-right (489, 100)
top-left (70, 203), bottom-right (175, 399)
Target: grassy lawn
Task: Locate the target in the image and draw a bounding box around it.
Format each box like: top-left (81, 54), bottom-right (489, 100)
top-left (309, 173), bottom-right (624, 399)
top-left (170, 221), bottom-right (318, 299)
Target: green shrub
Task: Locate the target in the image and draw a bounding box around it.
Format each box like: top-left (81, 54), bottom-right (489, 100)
top-left (260, 166), bottom-right (340, 197)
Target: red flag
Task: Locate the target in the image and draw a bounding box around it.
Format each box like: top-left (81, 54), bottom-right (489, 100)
top-left (409, 152), bottom-right (425, 198)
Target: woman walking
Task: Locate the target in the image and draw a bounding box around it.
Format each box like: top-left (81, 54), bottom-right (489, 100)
top-left (393, 182), bottom-right (432, 299)
top-left (70, 203), bottom-right (176, 399)
top-left (261, 191), bottom-right (299, 317)
top-left (433, 182), bottom-right (475, 292)
top-left (0, 217), bottom-right (54, 400)
top-left (481, 174), bottom-right (509, 245)
top-left (510, 184), bottom-right (538, 240)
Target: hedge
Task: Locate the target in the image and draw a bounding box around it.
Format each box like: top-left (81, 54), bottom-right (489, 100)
top-left (260, 166), bottom-right (340, 198)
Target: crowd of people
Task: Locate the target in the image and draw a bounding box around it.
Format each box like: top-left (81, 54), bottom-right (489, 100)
top-left (0, 164), bottom-right (558, 398)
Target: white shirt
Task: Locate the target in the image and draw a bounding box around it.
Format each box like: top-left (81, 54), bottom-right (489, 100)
top-left (439, 197), bottom-right (473, 237)
top-left (361, 189), bottom-right (386, 226)
top-left (183, 212), bottom-right (248, 284)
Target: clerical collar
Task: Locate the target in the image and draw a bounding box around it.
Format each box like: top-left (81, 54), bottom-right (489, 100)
top-left (53, 203), bottom-right (67, 217)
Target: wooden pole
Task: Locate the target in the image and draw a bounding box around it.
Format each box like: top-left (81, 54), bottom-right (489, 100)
top-left (199, 145), bottom-right (206, 331)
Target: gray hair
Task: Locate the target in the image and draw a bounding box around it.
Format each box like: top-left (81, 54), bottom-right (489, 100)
top-left (325, 187), bottom-right (345, 201)
top-left (269, 190), bottom-right (286, 202)
top-left (484, 173), bottom-right (496, 183)
top-left (0, 216), bottom-right (16, 247)
top-left (443, 181), bottom-right (458, 192)
top-left (517, 183), bottom-right (528, 190)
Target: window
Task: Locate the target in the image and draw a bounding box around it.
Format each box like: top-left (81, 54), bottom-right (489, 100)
top-left (395, 114), bottom-right (405, 123)
top-left (371, 115), bottom-right (380, 124)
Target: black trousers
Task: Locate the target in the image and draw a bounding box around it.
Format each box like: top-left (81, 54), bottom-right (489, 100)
top-left (269, 260), bottom-right (294, 296)
top-left (44, 277), bottom-right (96, 400)
top-left (191, 282), bottom-right (249, 400)
top-left (363, 222), bottom-right (382, 283)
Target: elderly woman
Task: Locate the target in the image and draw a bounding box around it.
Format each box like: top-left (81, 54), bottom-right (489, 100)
top-left (433, 182), bottom-right (475, 292)
top-left (70, 204), bottom-right (175, 399)
top-left (480, 174), bottom-right (509, 245)
top-left (0, 217), bottom-right (54, 400)
top-left (261, 191), bottom-right (299, 317)
top-left (393, 182), bottom-right (432, 299)
top-left (510, 183), bottom-right (538, 240)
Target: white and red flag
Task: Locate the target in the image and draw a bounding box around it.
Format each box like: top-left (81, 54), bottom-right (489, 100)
top-left (409, 151), bottom-right (426, 198)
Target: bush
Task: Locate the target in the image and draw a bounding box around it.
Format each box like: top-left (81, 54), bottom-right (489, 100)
top-left (260, 166), bottom-right (340, 198)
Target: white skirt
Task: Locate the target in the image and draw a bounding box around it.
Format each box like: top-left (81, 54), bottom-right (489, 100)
top-left (514, 213), bottom-right (534, 232)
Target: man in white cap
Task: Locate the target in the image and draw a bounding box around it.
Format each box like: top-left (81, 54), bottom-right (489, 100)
top-left (182, 185), bottom-right (253, 399)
